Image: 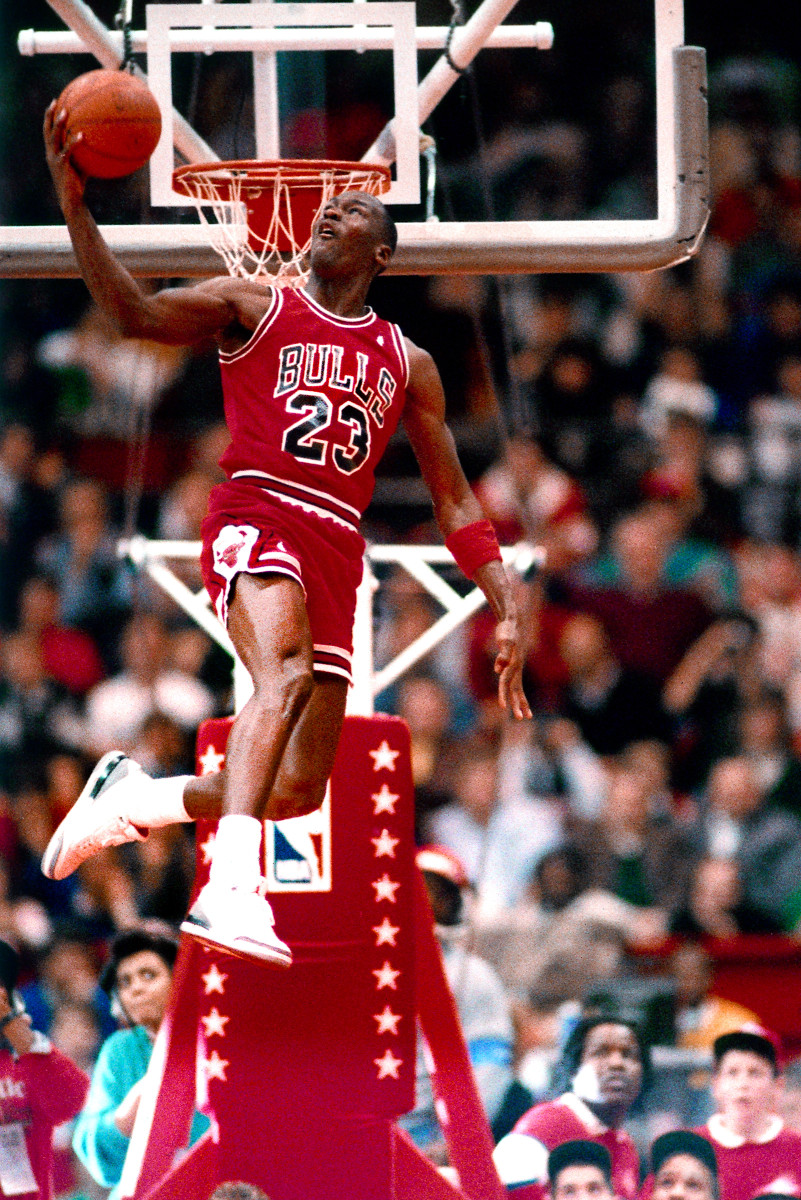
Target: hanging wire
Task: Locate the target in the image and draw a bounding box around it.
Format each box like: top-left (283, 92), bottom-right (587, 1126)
top-left (115, 0), bottom-right (135, 73)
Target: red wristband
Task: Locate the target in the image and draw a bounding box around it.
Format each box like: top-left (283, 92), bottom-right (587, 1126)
top-left (445, 520), bottom-right (502, 580)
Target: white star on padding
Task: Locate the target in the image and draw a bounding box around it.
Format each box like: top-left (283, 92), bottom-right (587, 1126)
top-left (199, 744), bottom-right (226, 774)
top-left (371, 828), bottom-right (399, 858)
top-left (200, 833), bottom-right (216, 865)
top-left (203, 1050), bottom-right (229, 1081)
top-left (374, 1048), bottom-right (403, 1079)
top-left (201, 964), bottom-right (228, 995)
top-left (372, 916), bottom-right (400, 946)
top-left (200, 1007), bottom-right (229, 1038)
top-left (371, 784), bottom-right (399, 815)
top-left (369, 741), bottom-right (400, 772)
top-left (372, 874), bottom-right (400, 903)
top-left (373, 960), bottom-right (400, 990)
top-left (373, 1006), bottom-right (402, 1035)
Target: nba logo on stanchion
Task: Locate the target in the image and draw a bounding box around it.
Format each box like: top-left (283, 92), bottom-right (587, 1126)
top-left (264, 786), bottom-right (332, 891)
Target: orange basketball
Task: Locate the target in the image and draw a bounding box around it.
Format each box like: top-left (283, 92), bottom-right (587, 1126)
top-left (55, 68), bottom-right (162, 179)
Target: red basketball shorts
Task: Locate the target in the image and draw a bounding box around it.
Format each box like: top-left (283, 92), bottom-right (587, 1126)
top-left (200, 479), bottom-right (366, 684)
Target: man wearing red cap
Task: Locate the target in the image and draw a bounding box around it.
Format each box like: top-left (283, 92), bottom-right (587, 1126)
top-left (695, 1027), bottom-right (801, 1200)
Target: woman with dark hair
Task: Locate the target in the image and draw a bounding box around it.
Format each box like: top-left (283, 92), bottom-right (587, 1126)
top-left (493, 1016), bottom-right (647, 1198)
top-left (73, 924), bottom-right (209, 1199)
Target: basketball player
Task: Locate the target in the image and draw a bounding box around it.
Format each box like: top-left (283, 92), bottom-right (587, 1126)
top-left (41, 104), bottom-right (530, 966)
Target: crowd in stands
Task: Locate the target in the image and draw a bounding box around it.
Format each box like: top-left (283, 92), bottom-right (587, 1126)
top-left (3, 3), bottom-right (801, 1192)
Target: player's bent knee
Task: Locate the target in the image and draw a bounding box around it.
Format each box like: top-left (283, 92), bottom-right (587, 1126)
top-left (254, 660), bottom-right (314, 724)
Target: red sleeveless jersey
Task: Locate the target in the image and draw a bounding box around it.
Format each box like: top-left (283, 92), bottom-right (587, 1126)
top-left (218, 286), bottom-right (409, 534)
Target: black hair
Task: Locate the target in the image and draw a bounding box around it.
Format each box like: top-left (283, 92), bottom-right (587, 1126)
top-left (713, 1030), bottom-right (778, 1074)
top-left (100, 924), bottom-right (179, 994)
top-left (559, 1015), bottom-right (651, 1093)
top-left (651, 1131), bottom-right (718, 1196)
top-left (548, 1140), bottom-right (612, 1186)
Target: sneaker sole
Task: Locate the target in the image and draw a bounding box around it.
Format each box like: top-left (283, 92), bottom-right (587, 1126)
top-left (41, 751), bottom-right (127, 880)
top-left (180, 916), bottom-right (292, 969)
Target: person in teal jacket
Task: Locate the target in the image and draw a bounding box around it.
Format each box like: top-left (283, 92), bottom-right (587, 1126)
top-left (73, 924), bottom-right (209, 1197)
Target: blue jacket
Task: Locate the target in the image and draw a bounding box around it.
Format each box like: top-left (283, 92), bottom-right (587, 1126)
top-left (73, 1025), bottom-right (209, 1197)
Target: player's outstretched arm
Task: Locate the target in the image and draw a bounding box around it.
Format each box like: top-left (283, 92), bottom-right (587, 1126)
top-left (402, 339), bottom-right (532, 720)
top-left (44, 102), bottom-right (238, 346)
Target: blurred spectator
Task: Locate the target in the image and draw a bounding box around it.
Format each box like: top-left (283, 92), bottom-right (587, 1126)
top-left (73, 925), bottom-right (209, 1198)
top-left (696, 1028), bottom-right (801, 1199)
top-left (688, 756), bottom-right (801, 929)
top-left (119, 827), bottom-right (195, 925)
top-left (393, 673), bottom-right (463, 820)
top-left (670, 942), bottom-right (762, 1053)
top-left (493, 1016), bottom-right (646, 1198)
top-left (0, 936), bottom-right (89, 1200)
top-left (670, 858), bottom-right (782, 938)
top-left (83, 612), bottom-right (214, 756)
top-left (547, 1140), bottom-right (614, 1200)
top-left (556, 614), bottom-right (671, 755)
top-left (34, 478), bottom-right (131, 667)
top-left (16, 574), bottom-right (105, 697)
top-left (131, 712), bottom-right (194, 780)
top-left (426, 739), bottom-right (563, 916)
top-left (475, 847), bottom-right (662, 1002)
top-left (567, 762), bottom-right (695, 922)
top-left (736, 689), bottom-right (801, 816)
top-left (664, 615), bottom-right (764, 787)
top-left (642, 468), bottom-right (739, 609)
top-left (0, 631), bottom-right (83, 791)
top-left (568, 511), bottom-right (713, 685)
top-left (778, 1057), bottom-right (801, 1134)
top-left (0, 424), bottom-right (56, 629)
top-left (475, 432), bottom-right (597, 570)
top-left (647, 1131), bottom-right (719, 1200)
top-left (20, 935), bottom-right (114, 1043)
top-left (400, 847), bottom-right (515, 1158)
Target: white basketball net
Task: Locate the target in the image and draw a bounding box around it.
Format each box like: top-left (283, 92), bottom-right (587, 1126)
top-left (173, 160), bottom-right (390, 285)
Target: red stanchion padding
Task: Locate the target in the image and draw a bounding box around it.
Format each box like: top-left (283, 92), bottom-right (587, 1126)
top-left (195, 715), bottom-right (417, 1196)
top-left (129, 714), bottom-right (498, 1200)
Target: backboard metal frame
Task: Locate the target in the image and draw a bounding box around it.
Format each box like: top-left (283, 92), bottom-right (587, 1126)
top-left (2, 0), bottom-right (708, 277)
top-left (147, 3), bottom-right (420, 207)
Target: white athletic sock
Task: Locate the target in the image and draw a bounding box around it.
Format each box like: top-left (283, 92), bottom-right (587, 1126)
top-left (128, 775), bottom-right (193, 828)
top-left (209, 814), bottom-right (263, 893)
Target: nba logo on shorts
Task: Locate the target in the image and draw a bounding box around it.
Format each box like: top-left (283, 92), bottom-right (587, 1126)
top-left (264, 785), bottom-right (332, 892)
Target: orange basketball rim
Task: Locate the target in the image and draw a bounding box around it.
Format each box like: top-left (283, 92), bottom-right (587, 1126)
top-left (172, 159), bottom-right (391, 285)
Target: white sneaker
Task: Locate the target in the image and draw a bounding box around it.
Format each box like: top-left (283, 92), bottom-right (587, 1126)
top-left (181, 881), bottom-right (292, 968)
top-left (41, 752), bottom-right (148, 880)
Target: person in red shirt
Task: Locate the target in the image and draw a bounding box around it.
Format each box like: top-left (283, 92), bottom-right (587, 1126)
top-left (0, 937), bottom-right (89, 1200)
top-left (493, 1017), bottom-right (646, 1199)
top-left (695, 1027), bottom-right (801, 1200)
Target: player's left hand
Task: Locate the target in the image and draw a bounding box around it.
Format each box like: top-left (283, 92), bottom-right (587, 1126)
top-left (493, 617), bottom-right (532, 720)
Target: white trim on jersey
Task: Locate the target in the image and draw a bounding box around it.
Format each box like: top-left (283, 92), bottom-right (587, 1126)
top-left (231, 469), bottom-right (362, 524)
top-left (311, 660), bottom-right (352, 683)
top-left (389, 323), bottom-right (410, 386)
top-left (297, 288), bottom-right (376, 328)
top-left (313, 643), bottom-right (353, 666)
top-left (218, 287), bottom-right (284, 363)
